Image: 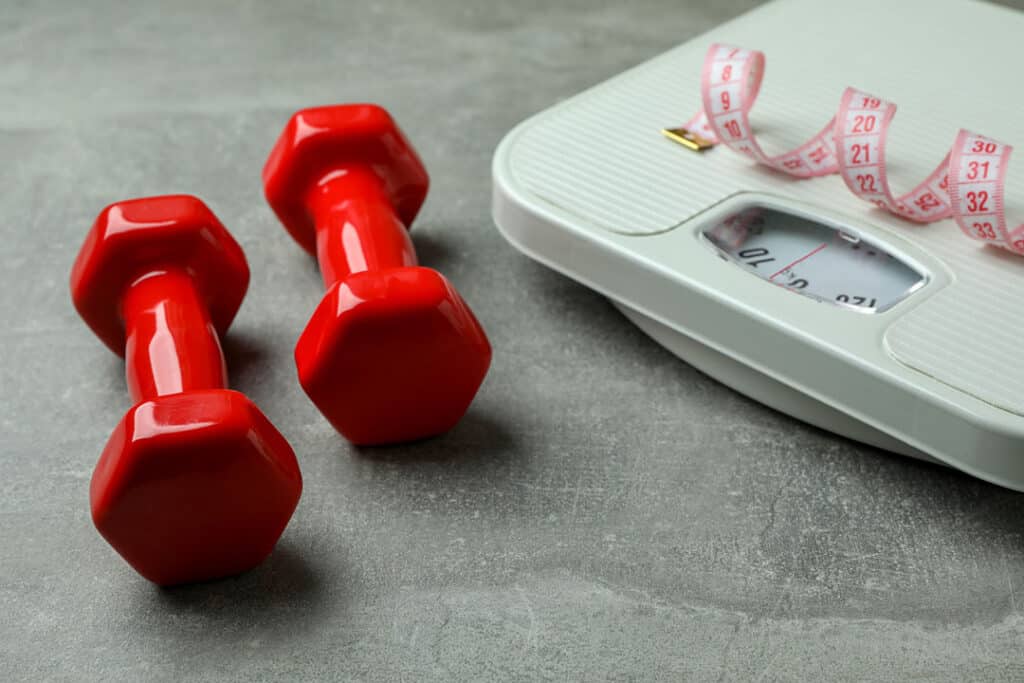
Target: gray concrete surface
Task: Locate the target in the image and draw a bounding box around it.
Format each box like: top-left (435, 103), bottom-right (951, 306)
top-left (3, 0), bottom-right (1024, 680)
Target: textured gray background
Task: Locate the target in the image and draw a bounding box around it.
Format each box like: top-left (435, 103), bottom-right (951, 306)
top-left (3, 0), bottom-right (1024, 680)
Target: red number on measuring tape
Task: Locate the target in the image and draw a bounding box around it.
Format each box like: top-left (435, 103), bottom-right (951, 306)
top-left (966, 191), bottom-right (990, 212)
top-left (852, 115), bottom-right (876, 133)
top-left (856, 174), bottom-right (877, 192)
top-left (851, 144), bottom-right (871, 164)
top-left (808, 146), bottom-right (829, 164)
top-left (973, 222), bottom-right (997, 239)
top-left (967, 161), bottom-right (990, 180)
top-left (915, 193), bottom-right (941, 211)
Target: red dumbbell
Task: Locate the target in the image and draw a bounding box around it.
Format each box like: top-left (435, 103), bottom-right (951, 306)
top-left (263, 104), bottom-right (492, 445)
top-left (70, 195), bottom-right (302, 586)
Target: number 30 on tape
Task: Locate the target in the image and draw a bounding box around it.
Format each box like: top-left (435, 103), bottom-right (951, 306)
top-left (680, 43), bottom-right (1024, 256)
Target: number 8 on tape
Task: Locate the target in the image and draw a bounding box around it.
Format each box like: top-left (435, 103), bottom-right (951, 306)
top-left (681, 43), bottom-right (1023, 257)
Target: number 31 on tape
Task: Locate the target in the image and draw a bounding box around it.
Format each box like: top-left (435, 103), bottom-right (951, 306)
top-left (679, 44), bottom-right (1024, 256)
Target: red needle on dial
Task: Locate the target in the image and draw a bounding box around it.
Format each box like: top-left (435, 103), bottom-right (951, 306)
top-left (769, 242), bottom-right (828, 281)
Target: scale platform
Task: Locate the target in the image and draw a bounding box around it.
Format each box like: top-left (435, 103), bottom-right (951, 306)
top-left (491, 0), bottom-right (1024, 490)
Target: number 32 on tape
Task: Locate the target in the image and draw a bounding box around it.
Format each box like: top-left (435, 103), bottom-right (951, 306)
top-left (680, 43), bottom-right (1024, 256)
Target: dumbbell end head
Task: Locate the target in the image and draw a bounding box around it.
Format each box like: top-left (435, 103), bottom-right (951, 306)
top-left (71, 195), bottom-right (250, 356)
top-left (295, 267), bottom-right (492, 445)
top-left (263, 104), bottom-right (429, 255)
top-left (90, 389), bottom-right (302, 586)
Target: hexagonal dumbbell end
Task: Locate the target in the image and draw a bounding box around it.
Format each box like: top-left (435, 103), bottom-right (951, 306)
top-left (263, 105), bottom-right (492, 445)
top-left (71, 195), bottom-right (302, 585)
top-left (92, 390), bottom-right (302, 586)
top-left (294, 266), bottom-right (492, 445)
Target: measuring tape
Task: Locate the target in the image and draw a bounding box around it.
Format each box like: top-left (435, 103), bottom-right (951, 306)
top-left (678, 44), bottom-right (1024, 255)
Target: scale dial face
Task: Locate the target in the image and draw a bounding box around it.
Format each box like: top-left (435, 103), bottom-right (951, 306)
top-left (703, 206), bottom-right (926, 313)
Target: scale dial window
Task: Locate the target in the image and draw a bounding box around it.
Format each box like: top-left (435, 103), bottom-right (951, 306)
top-left (703, 206), bottom-right (926, 313)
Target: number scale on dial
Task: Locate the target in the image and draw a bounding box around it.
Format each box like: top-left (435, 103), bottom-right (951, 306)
top-left (704, 207), bottom-right (925, 313)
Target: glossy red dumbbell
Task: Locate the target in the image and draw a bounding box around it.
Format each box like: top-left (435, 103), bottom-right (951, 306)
top-left (70, 195), bottom-right (303, 586)
top-left (263, 104), bottom-right (492, 445)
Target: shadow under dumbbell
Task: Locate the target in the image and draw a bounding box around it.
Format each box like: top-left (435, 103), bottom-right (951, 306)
top-left (291, 247), bottom-right (323, 285)
top-left (409, 230), bottom-right (455, 272)
top-left (221, 330), bottom-right (275, 388)
top-left (352, 408), bottom-right (519, 475)
top-left (146, 540), bottom-right (334, 629)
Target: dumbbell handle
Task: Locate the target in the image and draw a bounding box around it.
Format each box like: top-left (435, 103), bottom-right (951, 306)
top-left (121, 270), bottom-right (227, 403)
top-left (304, 166), bottom-right (418, 290)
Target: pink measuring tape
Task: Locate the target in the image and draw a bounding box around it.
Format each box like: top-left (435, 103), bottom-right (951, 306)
top-left (683, 44), bottom-right (1024, 255)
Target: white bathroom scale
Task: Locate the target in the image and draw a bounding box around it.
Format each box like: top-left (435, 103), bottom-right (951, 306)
top-left (491, 0), bottom-right (1024, 490)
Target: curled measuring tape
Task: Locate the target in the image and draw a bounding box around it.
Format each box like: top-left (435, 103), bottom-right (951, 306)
top-left (949, 132), bottom-right (1024, 253)
top-left (678, 43), bottom-right (1022, 255)
top-left (684, 46), bottom-right (839, 178)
